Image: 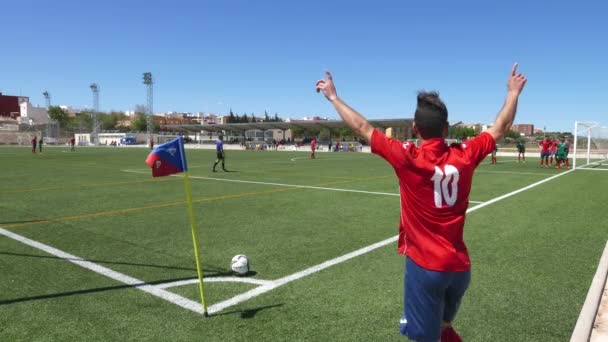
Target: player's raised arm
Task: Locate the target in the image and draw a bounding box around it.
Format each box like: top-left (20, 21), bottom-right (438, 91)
top-left (487, 64), bottom-right (528, 141)
top-left (316, 70), bottom-right (374, 142)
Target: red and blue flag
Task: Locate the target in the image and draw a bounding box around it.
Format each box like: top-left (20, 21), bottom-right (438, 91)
top-left (145, 137), bottom-right (188, 177)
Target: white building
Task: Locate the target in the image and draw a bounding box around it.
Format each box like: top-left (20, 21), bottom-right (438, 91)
top-left (18, 101), bottom-right (49, 125)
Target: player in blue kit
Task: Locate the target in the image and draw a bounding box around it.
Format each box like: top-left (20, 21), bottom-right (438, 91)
top-left (212, 135), bottom-right (228, 172)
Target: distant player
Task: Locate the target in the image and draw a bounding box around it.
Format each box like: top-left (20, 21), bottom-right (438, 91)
top-left (212, 135), bottom-right (228, 172)
top-left (31, 136), bottom-right (37, 154)
top-left (516, 140), bottom-right (526, 162)
top-left (563, 138), bottom-right (571, 168)
top-left (549, 137), bottom-right (557, 165)
top-left (316, 64), bottom-right (527, 341)
top-left (38, 136), bottom-right (43, 153)
top-left (491, 143), bottom-right (498, 164)
top-left (539, 137), bottom-right (551, 167)
top-left (556, 137), bottom-right (570, 169)
top-left (150, 138), bottom-right (154, 150)
top-left (310, 137), bottom-right (317, 159)
top-left (70, 137), bottom-right (76, 151)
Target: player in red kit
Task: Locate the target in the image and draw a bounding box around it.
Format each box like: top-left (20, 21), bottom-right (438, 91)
top-left (549, 137), bottom-right (557, 165)
top-left (310, 137), bottom-right (317, 159)
top-left (539, 137), bottom-right (551, 167)
top-left (316, 64), bottom-right (527, 342)
top-left (31, 136), bottom-right (37, 154)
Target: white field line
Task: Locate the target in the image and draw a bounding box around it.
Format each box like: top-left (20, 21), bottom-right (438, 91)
top-left (475, 170), bottom-right (556, 176)
top-left (157, 277), bottom-right (273, 289)
top-left (207, 235), bottom-right (398, 314)
top-left (577, 168), bottom-right (608, 172)
top-left (207, 169), bottom-right (575, 314)
top-left (571, 241), bottom-right (608, 342)
top-left (479, 160), bottom-right (519, 165)
top-left (3, 165), bottom-right (574, 317)
top-left (0, 227), bottom-right (205, 315)
top-left (122, 169), bottom-right (486, 203)
top-left (122, 169), bottom-right (399, 197)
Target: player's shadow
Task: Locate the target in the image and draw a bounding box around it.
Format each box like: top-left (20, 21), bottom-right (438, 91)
top-left (211, 303), bottom-right (284, 319)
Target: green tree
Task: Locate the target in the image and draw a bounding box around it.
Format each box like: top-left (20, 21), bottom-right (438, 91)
top-left (131, 113), bottom-right (148, 131)
top-left (48, 106), bottom-right (70, 126)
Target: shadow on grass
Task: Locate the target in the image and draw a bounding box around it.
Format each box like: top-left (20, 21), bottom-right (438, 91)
top-left (0, 251), bottom-right (239, 277)
top-left (0, 251), bottom-right (199, 272)
top-left (0, 220), bottom-right (46, 225)
top-left (0, 276), bottom-right (196, 306)
top-left (211, 303), bottom-right (284, 319)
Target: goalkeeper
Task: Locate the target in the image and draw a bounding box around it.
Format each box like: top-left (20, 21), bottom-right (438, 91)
top-left (316, 64), bottom-right (527, 341)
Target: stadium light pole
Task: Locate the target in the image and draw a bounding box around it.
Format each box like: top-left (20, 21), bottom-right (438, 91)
top-left (43, 90), bottom-right (51, 139)
top-left (90, 83), bottom-right (99, 146)
top-left (143, 72), bottom-right (153, 147)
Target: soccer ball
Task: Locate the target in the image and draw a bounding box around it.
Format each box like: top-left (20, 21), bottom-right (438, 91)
top-left (231, 255), bottom-right (249, 275)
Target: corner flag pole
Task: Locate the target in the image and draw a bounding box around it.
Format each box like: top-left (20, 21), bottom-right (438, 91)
top-left (183, 171), bottom-right (209, 316)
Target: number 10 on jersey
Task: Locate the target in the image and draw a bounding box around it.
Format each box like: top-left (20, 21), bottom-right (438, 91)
top-left (431, 165), bottom-right (460, 208)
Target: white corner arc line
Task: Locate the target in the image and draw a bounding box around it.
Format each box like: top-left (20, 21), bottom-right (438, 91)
top-left (207, 169), bottom-right (575, 314)
top-left (156, 277), bottom-right (273, 289)
top-left (207, 235), bottom-right (398, 314)
top-left (0, 227), bottom-right (205, 315)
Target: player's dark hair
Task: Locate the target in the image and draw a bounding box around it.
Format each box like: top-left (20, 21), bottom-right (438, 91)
top-left (414, 91), bottom-right (448, 139)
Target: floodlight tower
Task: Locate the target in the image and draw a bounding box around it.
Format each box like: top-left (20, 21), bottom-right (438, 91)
top-left (43, 90), bottom-right (51, 108)
top-left (90, 83), bottom-right (99, 145)
top-left (143, 72), bottom-right (153, 146)
top-left (43, 91), bottom-right (51, 138)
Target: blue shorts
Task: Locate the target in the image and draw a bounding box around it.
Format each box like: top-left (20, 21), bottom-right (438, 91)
top-left (541, 152), bottom-right (551, 158)
top-left (400, 258), bottom-right (470, 341)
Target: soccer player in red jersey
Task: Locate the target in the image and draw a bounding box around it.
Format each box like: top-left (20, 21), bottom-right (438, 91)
top-left (31, 136), bottom-right (37, 154)
top-left (549, 137), bottom-right (558, 165)
top-left (539, 137), bottom-right (551, 167)
top-left (316, 64), bottom-right (527, 342)
top-left (310, 137), bottom-right (317, 159)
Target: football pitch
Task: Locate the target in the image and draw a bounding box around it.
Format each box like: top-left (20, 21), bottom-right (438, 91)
top-left (1, 146), bottom-right (607, 341)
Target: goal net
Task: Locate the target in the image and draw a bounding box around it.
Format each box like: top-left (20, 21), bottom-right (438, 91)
top-left (573, 121), bottom-right (608, 170)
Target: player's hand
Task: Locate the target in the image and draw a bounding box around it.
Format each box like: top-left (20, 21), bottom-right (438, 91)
top-left (507, 63), bottom-right (527, 95)
top-left (315, 70), bottom-right (338, 102)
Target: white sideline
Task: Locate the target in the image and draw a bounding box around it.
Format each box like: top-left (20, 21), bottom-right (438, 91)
top-left (0, 227), bottom-right (204, 315)
top-left (122, 169), bottom-right (486, 204)
top-left (2, 166), bottom-right (575, 317)
top-left (122, 169), bottom-right (401, 197)
top-left (571, 241), bottom-right (608, 342)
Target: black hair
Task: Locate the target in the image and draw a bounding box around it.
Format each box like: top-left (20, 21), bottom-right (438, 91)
top-left (414, 91), bottom-right (448, 139)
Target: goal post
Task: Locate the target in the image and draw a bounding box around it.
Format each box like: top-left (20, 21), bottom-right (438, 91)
top-left (573, 121), bottom-right (608, 170)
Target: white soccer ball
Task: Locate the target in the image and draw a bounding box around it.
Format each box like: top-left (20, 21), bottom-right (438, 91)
top-left (231, 254), bottom-right (249, 275)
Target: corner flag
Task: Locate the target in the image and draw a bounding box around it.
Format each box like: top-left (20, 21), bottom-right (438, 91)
top-left (143, 136), bottom-right (209, 316)
top-left (145, 137), bottom-right (188, 177)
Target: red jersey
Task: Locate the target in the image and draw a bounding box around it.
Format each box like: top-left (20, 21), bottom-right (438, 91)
top-left (550, 141), bottom-right (557, 152)
top-left (540, 140), bottom-right (551, 153)
top-left (310, 139), bottom-right (316, 148)
top-left (371, 130), bottom-right (495, 272)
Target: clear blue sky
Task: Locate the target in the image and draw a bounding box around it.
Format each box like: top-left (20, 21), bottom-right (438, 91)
top-left (1, 0), bottom-right (606, 132)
